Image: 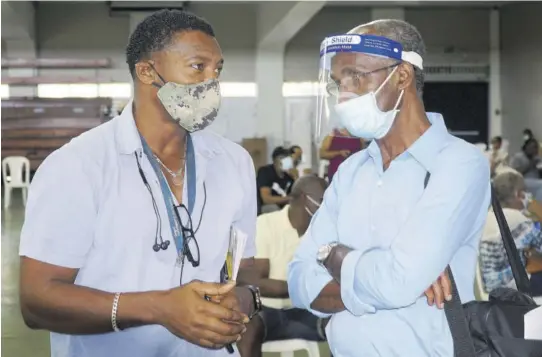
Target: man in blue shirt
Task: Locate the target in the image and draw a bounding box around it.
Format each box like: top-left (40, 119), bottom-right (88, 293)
top-left (288, 19), bottom-right (490, 356)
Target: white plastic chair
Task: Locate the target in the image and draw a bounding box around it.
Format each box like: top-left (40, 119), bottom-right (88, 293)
top-left (318, 160), bottom-right (329, 179)
top-left (474, 142), bottom-right (488, 152)
top-left (262, 339), bottom-right (321, 357)
top-left (2, 156), bottom-right (30, 209)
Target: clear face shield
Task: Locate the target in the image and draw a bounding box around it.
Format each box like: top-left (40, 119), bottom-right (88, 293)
top-left (315, 34), bottom-right (424, 141)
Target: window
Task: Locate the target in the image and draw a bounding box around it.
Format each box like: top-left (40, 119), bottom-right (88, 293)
top-left (37, 84), bottom-right (99, 98)
top-left (283, 82), bottom-right (319, 97)
top-left (98, 83), bottom-right (132, 98)
top-left (1, 84), bottom-right (10, 99)
top-left (220, 82), bottom-right (257, 97)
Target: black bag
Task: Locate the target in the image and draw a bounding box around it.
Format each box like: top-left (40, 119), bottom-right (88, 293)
top-left (442, 184), bottom-right (542, 356)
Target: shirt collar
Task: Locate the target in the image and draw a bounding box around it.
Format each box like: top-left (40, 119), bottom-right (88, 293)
top-left (114, 99), bottom-right (224, 159)
top-left (406, 112), bottom-right (450, 171)
top-left (367, 112), bottom-right (450, 172)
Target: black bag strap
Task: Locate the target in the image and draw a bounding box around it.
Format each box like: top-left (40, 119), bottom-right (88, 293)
top-left (424, 172), bottom-right (533, 357)
top-left (423, 172), bottom-right (477, 357)
top-left (490, 186), bottom-right (531, 293)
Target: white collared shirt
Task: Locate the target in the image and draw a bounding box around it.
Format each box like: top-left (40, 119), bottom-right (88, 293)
top-left (19, 101), bottom-right (256, 357)
top-left (254, 205), bottom-right (300, 309)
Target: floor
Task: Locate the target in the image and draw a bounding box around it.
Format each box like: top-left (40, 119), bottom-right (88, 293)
top-left (1, 192), bottom-right (330, 357)
top-left (2, 195), bottom-right (50, 357)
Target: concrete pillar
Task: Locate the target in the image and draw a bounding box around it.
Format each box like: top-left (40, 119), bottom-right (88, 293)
top-left (255, 1), bottom-right (325, 156)
top-left (489, 8), bottom-right (502, 139)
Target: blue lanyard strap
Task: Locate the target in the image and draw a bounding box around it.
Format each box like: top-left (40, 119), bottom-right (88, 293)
top-left (140, 133), bottom-right (197, 256)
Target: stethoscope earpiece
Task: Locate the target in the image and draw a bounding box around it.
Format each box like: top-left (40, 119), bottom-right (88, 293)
top-left (161, 240), bottom-right (170, 250)
top-left (152, 243), bottom-right (161, 252)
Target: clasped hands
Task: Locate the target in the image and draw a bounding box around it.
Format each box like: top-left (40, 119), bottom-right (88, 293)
top-left (156, 280), bottom-right (252, 350)
top-left (323, 244), bottom-right (452, 309)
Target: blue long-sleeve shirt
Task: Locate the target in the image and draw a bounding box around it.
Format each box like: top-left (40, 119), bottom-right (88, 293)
top-left (288, 113), bottom-right (491, 357)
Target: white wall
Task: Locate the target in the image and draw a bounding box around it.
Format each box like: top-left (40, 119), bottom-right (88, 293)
top-left (34, 2), bottom-right (258, 83)
top-left (3, 1), bottom-right (541, 154)
top-left (36, 2), bottom-right (131, 82)
top-left (500, 2), bottom-right (542, 153)
top-left (29, 3), bottom-right (495, 83)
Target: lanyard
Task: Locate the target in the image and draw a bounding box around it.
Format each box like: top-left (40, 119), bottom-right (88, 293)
top-left (140, 133), bottom-right (196, 258)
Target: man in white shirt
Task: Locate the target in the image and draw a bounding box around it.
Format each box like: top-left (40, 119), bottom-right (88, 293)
top-left (18, 10), bottom-right (260, 357)
top-left (237, 176), bottom-right (328, 357)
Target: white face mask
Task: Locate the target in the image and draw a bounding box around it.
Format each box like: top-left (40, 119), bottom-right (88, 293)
top-left (520, 191), bottom-right (533, 210)
top-left (304, 195), bottom-right (321, 217)
top-left (280, 156), bottom-right (294, 171)
top-left (524, 134), bottom-right (531, 141)
top-left (334, 67), bottom-right (404, 140)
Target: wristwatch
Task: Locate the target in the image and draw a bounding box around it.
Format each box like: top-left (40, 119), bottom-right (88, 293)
top-left (317, 242), bottom-right (339, 266)
top-left (245, 285), bottom-right (262, 320)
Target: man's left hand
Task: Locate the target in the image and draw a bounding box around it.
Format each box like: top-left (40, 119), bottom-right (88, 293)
top-left (208, 286), bottom-right (255, 321)
top-left (424, 271), bottom-right (452, 309)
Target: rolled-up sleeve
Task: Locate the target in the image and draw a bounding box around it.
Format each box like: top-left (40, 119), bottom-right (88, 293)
top-left (340, 150), bottom-right (491, 314)
top-left (19, 148), bottom-right (98, 269)
top-left (288, 165), bottom-right (346, 317)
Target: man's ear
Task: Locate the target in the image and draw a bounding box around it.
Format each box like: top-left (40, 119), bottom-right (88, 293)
top-left (135, 62), bottom-right (156, 86)
top-left (396, 63), bottom-right (414, 92)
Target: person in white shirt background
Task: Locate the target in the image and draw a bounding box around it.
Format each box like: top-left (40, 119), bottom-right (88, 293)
top-left (488, 136), bottom-right (509, 177)
top-left (236, 176), bottom-right (328, 357)
top-left (18, 10), bottom-right (261, 357)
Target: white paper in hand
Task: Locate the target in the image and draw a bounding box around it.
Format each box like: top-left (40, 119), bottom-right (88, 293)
top-left (226, 227), bottom-right (248, 282)
top-left (525, 305), bottom-right (542, 340)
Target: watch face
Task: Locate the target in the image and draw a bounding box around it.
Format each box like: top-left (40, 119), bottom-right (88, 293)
top-left (317, 245), bottom-right (330, 262)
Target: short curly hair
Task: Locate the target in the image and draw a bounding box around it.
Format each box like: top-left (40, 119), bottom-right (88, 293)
top-left (125, 9), bottom-right (215, 78)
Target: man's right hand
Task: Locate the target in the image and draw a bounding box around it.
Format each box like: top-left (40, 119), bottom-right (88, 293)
top-left (156, 280), bottom-right (248, 349)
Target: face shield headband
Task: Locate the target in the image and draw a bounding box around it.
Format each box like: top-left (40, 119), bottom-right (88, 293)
top-left (315, 34), bottom-right (424, 141)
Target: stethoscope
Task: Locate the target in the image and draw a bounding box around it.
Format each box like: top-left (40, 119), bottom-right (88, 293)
top-left (134, 152), bottom-right (206, 268)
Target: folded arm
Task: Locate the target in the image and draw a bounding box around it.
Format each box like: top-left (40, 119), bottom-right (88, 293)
top-left (288, 162), bottom-right (348, 317)
top-left (338, 152), bottom-right (490, 315)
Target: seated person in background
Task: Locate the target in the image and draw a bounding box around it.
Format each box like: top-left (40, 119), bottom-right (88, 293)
top-left (510, 138), bottom-right (541, 179)
top-left (511, 137), bottom-right (542, 202)
top-left (480, 171), bottom-right (542, 296)
top-left (489, 136), bottom-right (509, 177)
top-left (319, 128), bottom-right (365, 181)
top-left (237, 176), bottom-right (328, 357)
top-left (256, 147), bottom-right (294, 215)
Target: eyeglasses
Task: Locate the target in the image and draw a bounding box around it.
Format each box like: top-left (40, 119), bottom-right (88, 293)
top-left (172, 183), bottom-right (207, 271)
top-left (173, 203), bottom-right (201, 268)
top-left (326, 62), bottom-right (400, 97)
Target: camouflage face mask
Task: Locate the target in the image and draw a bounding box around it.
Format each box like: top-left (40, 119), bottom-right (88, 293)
top-left (156, 79), bottom-right (221, 132)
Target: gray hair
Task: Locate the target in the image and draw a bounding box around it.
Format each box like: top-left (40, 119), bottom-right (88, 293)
top-left (492, 171), bottom-right (524, 206)
top-left (349, 19), bottom-right (426, 97)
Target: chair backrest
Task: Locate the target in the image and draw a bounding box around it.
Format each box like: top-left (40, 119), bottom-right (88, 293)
top-left (2, 156), bottom-right (30, 186)
top-left (474, 260), bottom-right (489, 301)
top-left (474, 142), bottom-right (488, 152)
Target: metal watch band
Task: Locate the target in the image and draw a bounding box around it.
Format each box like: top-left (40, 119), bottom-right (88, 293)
top-left (245, 285), bottom-right (261, 320)
top-left (111, 292), bottom-right (122, 332)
